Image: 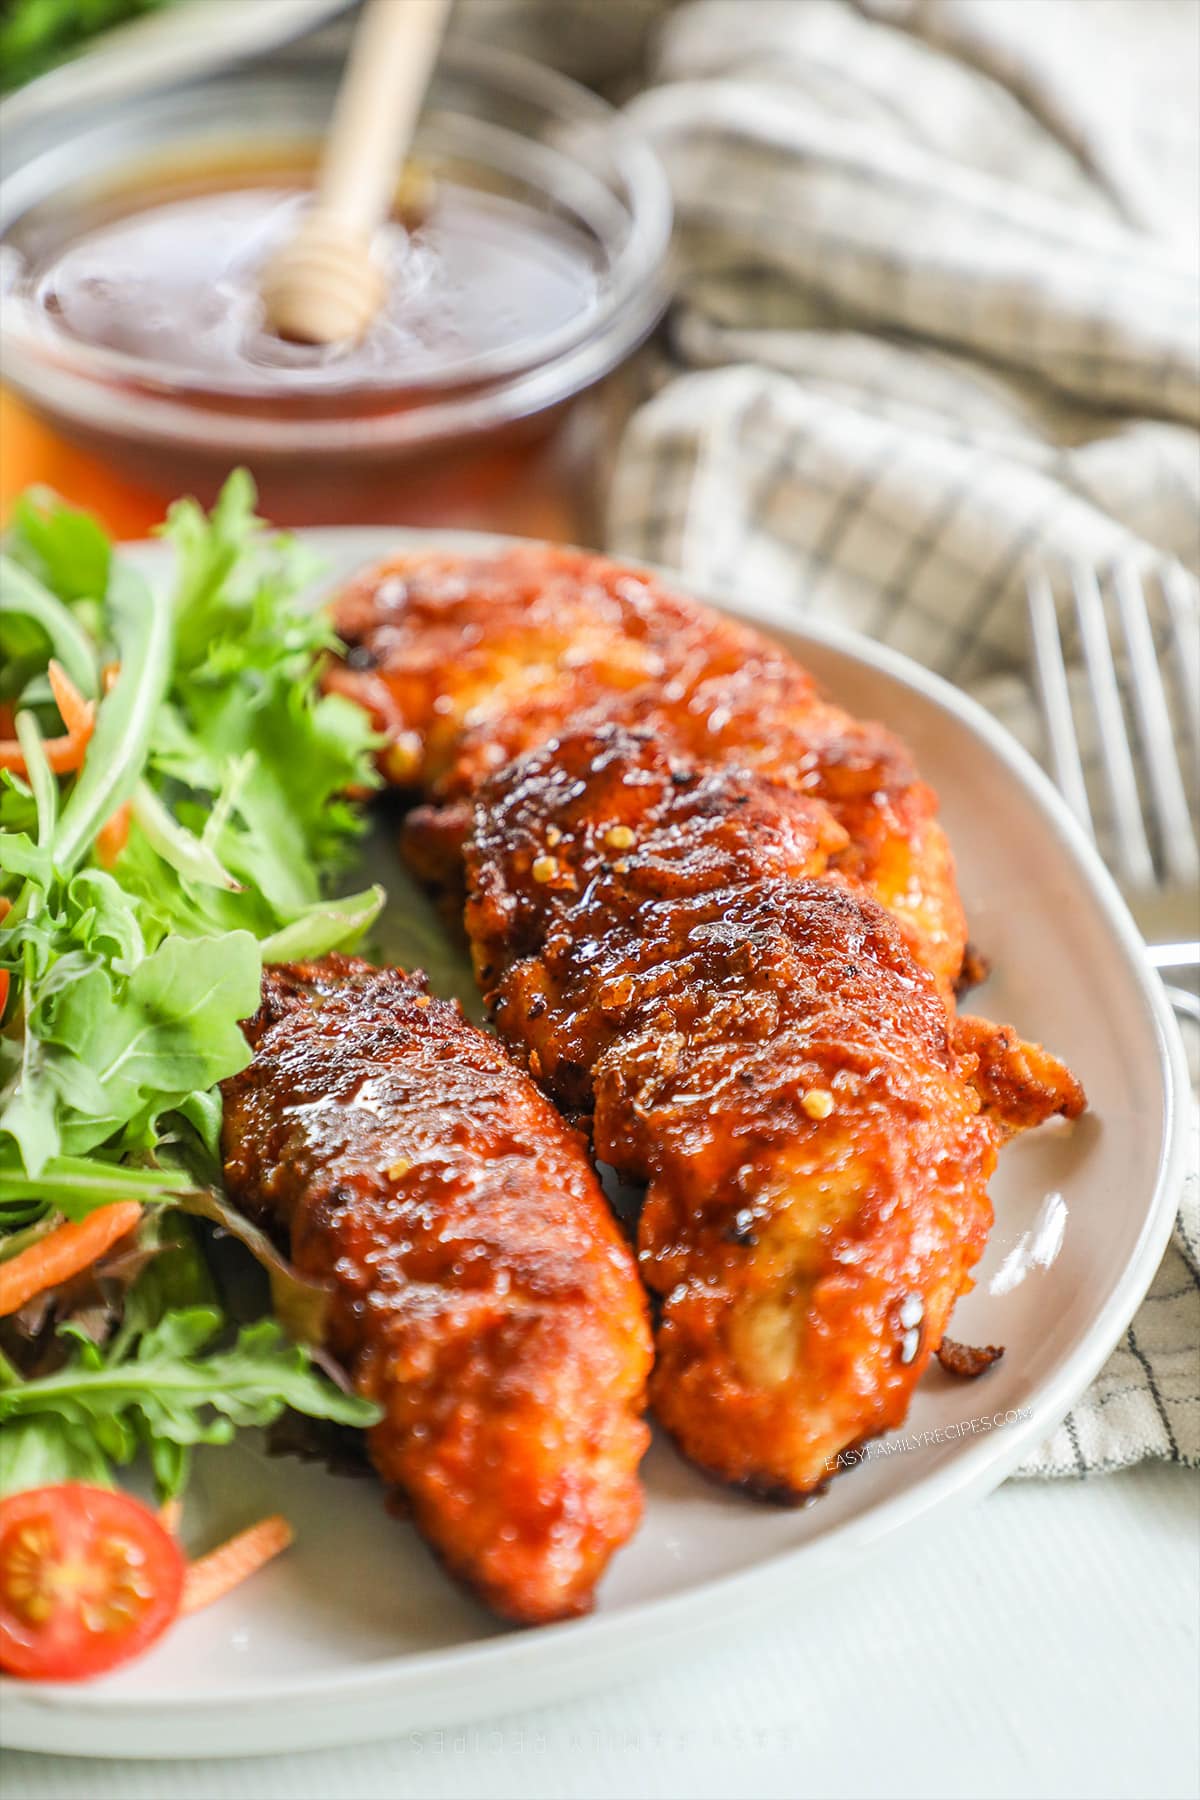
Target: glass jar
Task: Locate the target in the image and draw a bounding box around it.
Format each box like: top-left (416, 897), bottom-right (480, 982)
top-left (0, 42), bottom-right (671, 542)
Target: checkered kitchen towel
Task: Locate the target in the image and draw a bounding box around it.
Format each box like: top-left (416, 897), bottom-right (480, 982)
top-left (458, 0), bottom-right (1200, 1474)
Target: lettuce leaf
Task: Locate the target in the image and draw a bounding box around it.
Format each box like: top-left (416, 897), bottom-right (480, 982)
top-left (0, 1281), bottom-right (378, 1500)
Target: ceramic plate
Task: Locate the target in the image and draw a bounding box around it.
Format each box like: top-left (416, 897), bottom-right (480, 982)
top-left (1, 529), bottom-right (1187, 1759)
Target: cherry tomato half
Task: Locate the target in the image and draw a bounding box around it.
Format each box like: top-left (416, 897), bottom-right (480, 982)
top-left (0, 1484), bottom-right (184, 1681)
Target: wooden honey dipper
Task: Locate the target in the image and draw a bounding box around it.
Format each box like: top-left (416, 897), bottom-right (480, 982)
top-left (260, 0), bottom-right (452, 346)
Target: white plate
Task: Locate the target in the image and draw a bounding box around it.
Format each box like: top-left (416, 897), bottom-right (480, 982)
top-left (2, 528), bottom-right (1188, 1759)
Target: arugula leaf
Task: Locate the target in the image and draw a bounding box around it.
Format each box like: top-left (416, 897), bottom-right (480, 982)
top-left (256, 884), bottom-right (384, 965)
top-left (3, 932), bottom-right (262, 1170)
top-left (54, 561), bottom-right (172, 874)
top-left (0, 556), bottom-right (99, 701)
top-left (0, 1153), bottom-right (203, 1212)
top-left (7, 489), bottom-right (111, 605)
top-left (0, 1417), bottom-right (114, 1493)
top-left (0, 0), bottom-right (174, 95)
top-left (151, 479), bottom-right (379, 914)
top-left (0, 1310), bottom-right (379, 1500)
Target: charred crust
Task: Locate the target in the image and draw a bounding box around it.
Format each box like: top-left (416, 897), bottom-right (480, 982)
top-left (729, 1472), bottom-right (811, 1507)
top-left (955, 942), bottom-right (991, 998)
top-left (936, 1337), bottom-right (1004, 1378)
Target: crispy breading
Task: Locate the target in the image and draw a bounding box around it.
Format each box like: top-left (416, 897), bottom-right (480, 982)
top-left (936, 1338), bottom-right (1005, 1379)
top-left (955, 1012), bottom-right (1086, 1136)
top-left (220, 956), bottom-right (651, 1621)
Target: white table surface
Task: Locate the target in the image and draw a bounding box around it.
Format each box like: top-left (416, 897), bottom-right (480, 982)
top-left (4, 1464), bottom-right (1196, 1800)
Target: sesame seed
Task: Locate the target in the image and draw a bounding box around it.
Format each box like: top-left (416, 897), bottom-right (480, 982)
top-left (605, 824), bottom-right (636, 850)
top-left (801, 1088), bottom-right (834, 1120)
top-left (899, 1294), bottom-right (923, 1330)
top-left (545, 825), bottom-right (562, 847)
top-left (387, 1159), bottom-right (412, 1181)
top-left (532, 855), bottom-right (558, 883)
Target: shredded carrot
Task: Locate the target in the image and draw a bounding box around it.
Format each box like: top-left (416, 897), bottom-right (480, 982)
top-left (0, 728), bottom-right (94, 776)
top-left (0, 1201), bottom-right (143, 1316)
top-left (181, 1516), bottom-right (294, 1615)
top-left (46, 660), bottom-right (92, 737)
top-left (96, 801), bottom-right (132, 868)
top-left (158, 1497), bottom-right (183, 1536)
top-left (0, 665), bottom-right (96, 776)
top-left (0, 704), bottom-right (15, 738)
top-left (0, 971), bottom-right (8, 1016)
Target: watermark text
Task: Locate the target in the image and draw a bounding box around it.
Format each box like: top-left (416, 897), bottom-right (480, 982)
top-left (825, 1407), bottom-right (1032, 1473)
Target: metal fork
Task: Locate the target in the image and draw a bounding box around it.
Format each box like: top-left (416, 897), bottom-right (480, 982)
top-left (1027, 562), bottom-right (1199, 1022)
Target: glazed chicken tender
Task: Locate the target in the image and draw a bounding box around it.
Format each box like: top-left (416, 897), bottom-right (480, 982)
top-left (221, 956), bottom-right (652, 1622)
top-left (327, 545), bottom-right (967, 993)
top-left (462, 729), bottom-right (1078, 1497)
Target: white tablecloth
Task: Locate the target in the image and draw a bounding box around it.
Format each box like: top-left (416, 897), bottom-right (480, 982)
top-left (4, 1465), bottom-right (1196, 1800)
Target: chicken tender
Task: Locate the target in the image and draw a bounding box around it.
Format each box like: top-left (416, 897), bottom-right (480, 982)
top-left (462, 729), bottom-right (1082, 1496)
top-left (327, 545), bottom-right (966, 991)
top-left (220, 955), bottom-right (652, 1621)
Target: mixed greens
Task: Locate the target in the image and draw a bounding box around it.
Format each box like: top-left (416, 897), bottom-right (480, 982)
top-left (0, 473), bottom-right (384, 1499)
top-left (0, 1216), bottom-right (372, 1499)
top-left (0, 0), bottom-right (175, 93)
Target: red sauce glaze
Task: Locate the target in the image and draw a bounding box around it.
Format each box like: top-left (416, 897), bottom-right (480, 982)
top-left (326, 544), bottom-right (967, 993)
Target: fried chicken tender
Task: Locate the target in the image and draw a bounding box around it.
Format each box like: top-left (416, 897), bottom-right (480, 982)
top-left (461, 728), bottom-right (1082, 1497)
top-left (220, 956), bottom-right (652, 1622)
top-left (327, 546), bottom-right (966, 992)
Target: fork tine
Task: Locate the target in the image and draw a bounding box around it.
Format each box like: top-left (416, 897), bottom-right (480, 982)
top-left (1027, 568), bottom-right (1094, 838)
top-left (1162, 561), bottom-right (1200, 754)
top-left (1114, 563), bottom-right (1199, 886)
top-left (1070, 564), bottom-right (1156, 889)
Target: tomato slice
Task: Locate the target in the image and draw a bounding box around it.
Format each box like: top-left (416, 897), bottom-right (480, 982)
top-left (0, 1484), bottom-right (184, 1681)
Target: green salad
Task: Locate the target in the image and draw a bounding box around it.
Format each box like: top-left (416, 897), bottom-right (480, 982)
top-left (0, 0), bottom-right (175, 92)
top-left (0, 473), bottom-right (385, 1503)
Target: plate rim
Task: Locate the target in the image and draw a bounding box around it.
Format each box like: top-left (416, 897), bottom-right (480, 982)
top-left (3, 525), bottom-right (1188, 1744)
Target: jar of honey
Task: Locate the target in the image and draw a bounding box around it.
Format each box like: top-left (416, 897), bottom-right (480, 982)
top-left (0, 43), bottom-right (671, 542)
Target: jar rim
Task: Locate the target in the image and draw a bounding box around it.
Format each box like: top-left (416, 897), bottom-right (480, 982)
top-left (0, 41), bottom-right (672, 457)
